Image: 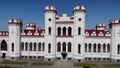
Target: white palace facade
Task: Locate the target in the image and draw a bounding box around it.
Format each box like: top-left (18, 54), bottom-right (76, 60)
top-left (0, 5), bottom-right (120, 62)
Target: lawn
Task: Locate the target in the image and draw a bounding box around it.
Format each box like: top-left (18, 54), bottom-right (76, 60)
top-left (0, 60), bottom-right (28, 65)
top-left (32, 61), bottom-right (54, 66)
top-left (74, 63), bottom-right (98, 67)
top-left (0, 66), bottom-right (22, 68)
top-left (102, 64), bottom-right (120, 67)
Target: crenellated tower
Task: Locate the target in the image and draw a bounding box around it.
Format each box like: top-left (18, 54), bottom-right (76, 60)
top-left (8, 18), bottom-right (22, 60)
top-left (109, 19), bottom-right (120, 62)
top-left (44, 6), bottom-right (57, 61)
top-left (73, 5), bottom-right (86, 62)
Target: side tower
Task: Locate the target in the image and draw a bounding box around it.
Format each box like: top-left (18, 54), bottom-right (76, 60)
top-left (73, 5), bottom-right (86, 62)
top-left (109, 19), bottom-right (120, 62)
top-left (44, 6), bottom-right (56, 61)
top-left (8, 18), bottom-right (22, 60)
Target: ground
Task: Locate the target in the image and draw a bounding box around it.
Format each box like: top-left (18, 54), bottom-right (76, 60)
top-left (0, 60), bottom-right (120, 68)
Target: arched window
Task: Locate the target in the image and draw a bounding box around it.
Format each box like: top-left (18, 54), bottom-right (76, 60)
top-left (62, 42), bottom-right (66, 52)
top-left (78, 44), bottom-right (81, 54)
top-left (57, 42), bottom-right (61, 52)
top-left (25, 42), bottom-right (28, 51)
top-left (98, 43), bottom-right (101, 53)
top-left (12, 43), bottom-right (14, 52)
top-left (34, 42), bottom-right (36, 51)
top-left (48, 43), bottom-right (51, 53)
top-left (103, 44), bottom-right (106, 53)
top-left (43, 42), bottom-right (45, 51)
top-left (29, 42), bottom-right (32, 51)
top-left (89, 43), bottom-right (91, 52)
top-left (107, 44), bottom-right (110, 52)
top-left (78, 27), bottom-right (81, 35)
top-left (1, 40), bottom-right (7, 51)
top-left (68, 42), bottom-right (72, 52)
top-left (63, 27), bottom-right (66, 36)
top-left (93, 43), bottom-right (96, 52)
top-left (68, 27), bottom-right (72, 36)
top-left (57, 27), bottom-right (61, 36)
top-left (21, 42), bottom-right (24, 51)
top-left (38, 42), bottom-right (41, 51)
top-left (118, 44), bottom-right (120, 54)
top-left (48, 27), bottom-right (51, 35)
top-left (85, 43), bottom-right (87, 52)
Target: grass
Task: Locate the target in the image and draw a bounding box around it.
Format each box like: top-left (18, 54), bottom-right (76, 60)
top-left (102, 64), bottom-right (120, 67)
top-left (74, 63), bottom-right (98, 67)
top-left (0, 60), bottom-right (28, 65)
top-left (32, 61), bottom-right (54, 66)
top-left (0, 66), bottom-right (22, 68)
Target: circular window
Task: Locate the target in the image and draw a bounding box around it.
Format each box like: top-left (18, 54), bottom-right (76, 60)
top-left (48, 18), bottom-right (52, 21)
top-left (78, 18), bottom-right (81, 21)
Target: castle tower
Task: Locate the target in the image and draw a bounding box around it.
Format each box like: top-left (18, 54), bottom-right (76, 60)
top-left (44, 6), bottom-right (56, 61)
top-left (8, 18), bottom-right (22, 60)
top-left (73, 5), bottom-right (86, 62)
top-left (109, 19), bottom-right (120, 62)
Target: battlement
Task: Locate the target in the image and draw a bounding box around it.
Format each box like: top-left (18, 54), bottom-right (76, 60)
top-left (109, 19), bottom-right (120, 28)
top-left (96, 23), bottom-right (106, 30)
top-left (26, 23), bottom-right (36, 30)
top-left (73, 5), bottom-right (86, 12)
top-left (8, 18), bottom-right (22, 25)
top-left (44, 5), bottom-right (57, 13)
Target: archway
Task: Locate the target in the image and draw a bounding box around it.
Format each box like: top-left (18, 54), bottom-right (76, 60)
top-left (1, 40), bottom-right (7, 51)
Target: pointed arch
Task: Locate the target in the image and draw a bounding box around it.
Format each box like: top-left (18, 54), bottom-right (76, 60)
top-left (29, 42), bottom-right (32, 51)
top-left (63, 27), bottom-right (66, 36)
top-left (78, 44), bottom-right (81, 53)
top-left (68, 27), bottom-right (72, 36)
top-left (93, 43), bottom-right (97, 52)
top-left (57, 27), bottom-right (61, 36)
top-left (57, 42), bottom-right (61, 52)
top-left (1, 40), bottom-right (7, 51)
top-left (48, 43), bottom-right (51, 53)
top-left (25, 42), bottom-right (28, 51)
top-left (78, 27), bottom-right (81, 35)
top-left (21, 42), bottom-right (24, 51)
top-left (98, 43), bottom-right (101, 52)
top-left (85, 43), bottom-right (87, 52)
top-left (62, 42), bottom-right (66, 52)
top-left (34, 42), bottom-right (36, 51)
top-left (68, 42), bottom-right (72, 52)
top-left (48, 27), bottom-right (51, 35)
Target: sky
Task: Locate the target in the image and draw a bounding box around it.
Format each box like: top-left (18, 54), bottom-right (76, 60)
top-left (0, 0), bottom-right (120, 31)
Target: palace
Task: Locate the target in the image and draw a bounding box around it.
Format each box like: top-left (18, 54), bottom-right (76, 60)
top-left (0, 5), bottom-right (120, 62)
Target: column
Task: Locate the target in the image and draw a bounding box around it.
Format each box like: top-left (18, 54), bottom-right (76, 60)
top-left (87, 45), bottom-right (89, 52)
top-left (101, 45), bottom-right (103, 53)
top-left (96, 45), bottom-right (98, 53)
top-left (105, 45), bottom-right (107, 53)
top-left (91, 44), bottom-right (93, 53)
top-left (32, 43), bottom-right (34, 51)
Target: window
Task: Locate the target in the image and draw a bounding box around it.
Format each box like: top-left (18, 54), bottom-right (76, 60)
top-left (21, 42), bottom-right (24, 51)
top-left (25, 42), bottom-right (28, 51)
top-left (57, 27), bottom-right (61, 36)
top-left (68, 42), bottom-right (72, 52)
top-left (93, 43), bottom-right (96, 52)
top-left (68, 27), bottom-right (72, 36)
top-left (118, 44), bottom-right (120, 54)
top-left (103, 44), bottom-right (106, 52)
top-left (88, 43), bottom-right (91, 52)
top-left (63, 27), bottom-right (66, 36)
top-left (98, 43), bottom-right (101, 53)
top-left (62, 42), bottom-right (66, 52)
top-left (107, 44), bottom-right (110, 52)
top-left (38, 42), bottom-right (41, 51)
top-left (48, 18), bottom-right (51, 21)
top-left (57, 42), bottom-right (61, 52)
top-left (12, 43), bottom-right (14, 52)
top-left (48, 44), bottom-right (51, 53)
top-left (78, 27), bottom-right (81, 35)
top-left (1, 40), bottom-right (7, 51)
top-left (48, 27), bottom-right (51, 35)
top-left (34, 42), bottom-right (36, 51)
top-left (78, 44), bottom-right (81, 54)
top-left (43, 43), bottom-right (45, 51)
top-left (29, 42), bottom-right (32, 51)
top-left (85, 43), bottom-right (87, 52)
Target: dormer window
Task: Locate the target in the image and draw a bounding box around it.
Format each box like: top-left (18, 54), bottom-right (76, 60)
top-left (48, 18), bottom-right (52, 21)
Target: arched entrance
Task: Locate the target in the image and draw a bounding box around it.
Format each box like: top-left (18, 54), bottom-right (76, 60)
top-left (1, 40), bottom-right (7, 58)
top-left (61, 52), bottom-right (67, 59)
top-left (1, 40), bottom-right (7, 51)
